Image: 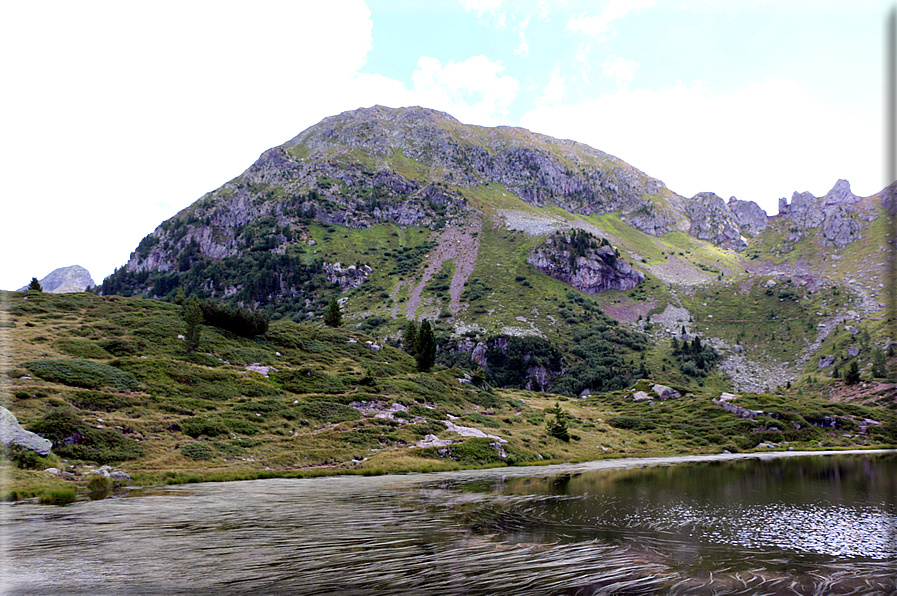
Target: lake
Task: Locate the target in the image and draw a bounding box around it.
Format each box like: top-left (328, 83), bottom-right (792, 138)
top-left (3, 450), bottom-right (895, 595)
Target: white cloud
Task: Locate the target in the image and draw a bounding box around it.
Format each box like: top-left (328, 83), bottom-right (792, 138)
top-left (602, 56), bottom-right (640, 89)
top-left (411, 55), bottom-right (520, 125)
top-left (515, 15), bottom-right (531, 56)
top-left (460, 0), bottom-right (506, 28)
top-left (519, 77), bottom-right (879, 214)
top-left (536, 66), bottom-right (567, 106)
top-left (567, 0), bottom-right (656, 41)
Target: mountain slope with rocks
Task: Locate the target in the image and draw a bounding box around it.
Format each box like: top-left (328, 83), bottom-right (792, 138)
top-left (93, 105), bottom-right (892, 400)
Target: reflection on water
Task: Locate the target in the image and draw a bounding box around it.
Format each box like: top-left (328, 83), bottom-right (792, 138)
top-left (3, 451), bottom-right (896, 595)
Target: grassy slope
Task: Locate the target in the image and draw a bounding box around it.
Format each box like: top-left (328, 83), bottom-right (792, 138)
top-left (2, 291), bottom-right (894, 504)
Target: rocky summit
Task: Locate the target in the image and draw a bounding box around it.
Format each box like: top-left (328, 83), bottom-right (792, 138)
top-left (18, 265), bottom-right (95, 293)
top-left (95, 105), bottom-right (891, 397)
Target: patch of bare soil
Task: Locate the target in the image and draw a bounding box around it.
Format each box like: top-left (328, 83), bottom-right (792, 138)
top-left (404, 219), bottom-right (483, 319)
top-left (648, 257), bottom-right (713, 286)
top-left (602, 299), bottom-right (656, 324)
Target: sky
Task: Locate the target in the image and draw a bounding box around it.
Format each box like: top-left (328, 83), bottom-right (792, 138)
top-left (0, 0), bottom-right (888, 291)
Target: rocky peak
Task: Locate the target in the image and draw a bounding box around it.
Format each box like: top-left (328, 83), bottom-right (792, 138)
top-left (727, 197), bottom-right (768, 236)
top-left (775, 179), bottom-right (876, 247)
top-left (18, 265), bottom-right (95, 293)
top-left (685, 192), bottom-right (747, 251)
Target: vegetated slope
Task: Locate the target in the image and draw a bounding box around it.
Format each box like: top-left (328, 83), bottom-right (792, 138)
top-left (92, 105), bottom-right (892, 399)
top-left (3, 290), bottom-right (895, 501)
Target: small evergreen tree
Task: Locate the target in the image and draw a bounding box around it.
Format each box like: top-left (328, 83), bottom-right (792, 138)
top-left (27, 277), bottom-right (42, 292)
top-left (872, 349), bottom-right (888, 378)
top-left (324, 297), bottom-right (342, 328)
top-left (415, 319), bottom-right (436, 371)
top-left (546, 402), bottom-right (570, 442)
top-left (844, 360), bottom-right (861, 385)
top-left (183, 295), bottom-right (203, 352)
top-left (403, 318), bottom-right (419, 355)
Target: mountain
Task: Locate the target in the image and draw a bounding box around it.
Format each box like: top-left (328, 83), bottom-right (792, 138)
top-left (18, 265), bottom-right (95, 293)
top-left (96, 105), bottom-right (893, 397)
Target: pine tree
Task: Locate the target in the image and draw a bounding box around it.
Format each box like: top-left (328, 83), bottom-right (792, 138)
top-left (546, 402), bottom-right (570, 441)
top-left (324, 297), bottom-right (342, 328)
top-left (183, 295), bottom-right (203, 352)
top-left (403, 318), bottom-right (419, 355)
top-left (844, 360), bottom-right (861, 385)
top-left (415, 319), bottom-right (436, 371)
top-left (27, 277), bottom-right (42, 292)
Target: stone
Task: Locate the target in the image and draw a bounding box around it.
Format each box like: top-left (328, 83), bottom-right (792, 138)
top-left (527, 234), bottom-right (644, 293)
top-left (44, 468), bottom-right (61, 475)
top-left (652, 384), bottom-right (680, 400)
top-left (0, 406), bottom-right (52, 456)
top-left (685, 192), bottom-right (748, 251)
top-left (110, 470), bottom-right (131, 481)
top-left (847, 346), bottom-right (860, 357)
top-left (727, 197), bottom-right (768, 236)
top-left (632, 391), bottom-right (651, 402)
top-left (818, 355), bottom-right (835, 369)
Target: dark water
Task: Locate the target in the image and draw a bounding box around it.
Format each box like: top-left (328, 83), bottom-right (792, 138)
top-left (3, 451), bottom-right (896, 595)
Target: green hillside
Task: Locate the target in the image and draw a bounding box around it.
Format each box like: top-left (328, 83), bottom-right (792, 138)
top-left (2, 290), bottom-right (894, 504)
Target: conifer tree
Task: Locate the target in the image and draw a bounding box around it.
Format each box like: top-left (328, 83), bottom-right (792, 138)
top-left (403, 318), bottom-right (419, 355)
top-left (415, 319), bottom-right (436, 371)
top-left (324, 297), bottom-right (342, 327)
top-left (546, 402), bottom-right (570, 441)
top-left (27, 277), bottom-right (42, 292)
top-left (183, 295), bottom-right (203, 352)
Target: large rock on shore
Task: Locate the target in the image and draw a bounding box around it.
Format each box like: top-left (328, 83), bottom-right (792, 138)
top-left (0, 406), bottom-right (52, 455)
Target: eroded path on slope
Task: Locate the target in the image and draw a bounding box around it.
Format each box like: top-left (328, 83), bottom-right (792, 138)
top-left (401, 219), bottom-right (482, 321)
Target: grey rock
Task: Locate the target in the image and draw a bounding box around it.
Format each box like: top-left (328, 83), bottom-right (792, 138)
top-left (727, 197), bottom-right (768, 236)
top-left (712, 398), bottom-right (763, 419)
top-left (17, 265), bottom-right (95, 293)
top-left (0, 406), bottom-right (52, 455)
top-left (848, 346), bottom-right (860, 357)
top-left (110, 470), bottom-right (131, 481)
top-left (685, 192), bottom-right (747, 251)
top-left (818, 355), bottom-right (835, 368)
top-left (527, 233), bottom-right (644, 293)
top-left (652, 384), bottom-right (680, 400)
top-left (632, 391), bottom-right (651, 402)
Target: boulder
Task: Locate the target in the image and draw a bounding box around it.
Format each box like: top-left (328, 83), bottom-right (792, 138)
top-left (0, 406), bottom-right (52, 456)
top-left (818, 355), bottom-right (835, 369)
top-left (632, 391), bottom-right (651, 403)
top-left (652, 384), bottom-right (680, 400)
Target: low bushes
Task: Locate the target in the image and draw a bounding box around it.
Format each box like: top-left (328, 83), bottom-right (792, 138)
top-left (26, 359), bottom-right (138, 391)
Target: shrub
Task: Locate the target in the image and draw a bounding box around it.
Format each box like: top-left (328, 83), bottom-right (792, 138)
top-left (39, 488), bottom-right (77, 505)
top-left (607, 416), bottom-right (654, 431)
top-left (26, 359), bottom-right (138, 391)
top-left (69, 390), bottom-right (131, 412)
top-left (179, 417), bottom-right (229, 438)
top-left (180, 443), bottom-right (213, 461)
top-left (0, 444), bottom-right (55, 469)
top-left (448, 437), bottom-right (505, 465)
top-left (298, 401), bottom-right (361, 424)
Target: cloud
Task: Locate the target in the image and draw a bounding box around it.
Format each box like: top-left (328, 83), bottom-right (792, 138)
top-left (411, 55), bottom-right (520, 125)
top-left (567, 0), bottom-right (655, 41)
top-left (460, 0), bottom-right (506, 27)
top-left (536, 66), bottom-right (567, 106)
top-left (602, 57), bottom-right (639, 89)
top-left (515, 15), bottom-right (531, 56)
top-left (519, 77), bottom-right (879, 213)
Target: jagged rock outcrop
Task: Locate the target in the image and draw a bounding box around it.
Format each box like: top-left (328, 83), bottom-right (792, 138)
top-left (527, 231), bottom-right (644, 293)
top-left (0, 406), bottom-right (52, 455)
top-left (727, 197), bottom-right (768, 236)
top-left (18, 265), bottom-right (95, 293)
top-left (323, 262), bottom-right (372, 290)
top-left (685, 192), bottom-right (747, 251)
top-left (776, 180), bottom-right (876, 247)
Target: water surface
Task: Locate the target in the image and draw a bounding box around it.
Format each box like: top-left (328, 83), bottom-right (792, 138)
top-left (3, 451), bottom-right (895, 595)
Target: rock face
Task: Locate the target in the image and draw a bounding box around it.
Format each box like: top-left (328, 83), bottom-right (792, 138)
top-left (727, 197), bottom-right (768, 236)
top-left (527, 231), bottom-right (644, 293)
top-left (685, 192), bottom-right (747, 251)
top-left (776, 180), bottom-right (876, 247)
top-left (18, 265), bottom-right (94, 293)
top-left (0, 406), bottom-right (52, 455)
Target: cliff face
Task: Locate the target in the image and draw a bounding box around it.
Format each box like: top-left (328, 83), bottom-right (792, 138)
top-left (776, 179), bottom-right (878, 247)
top-left (526, 231), bottom-right (644, 293)
top-left (685, 192), bottom-right (747, 251)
